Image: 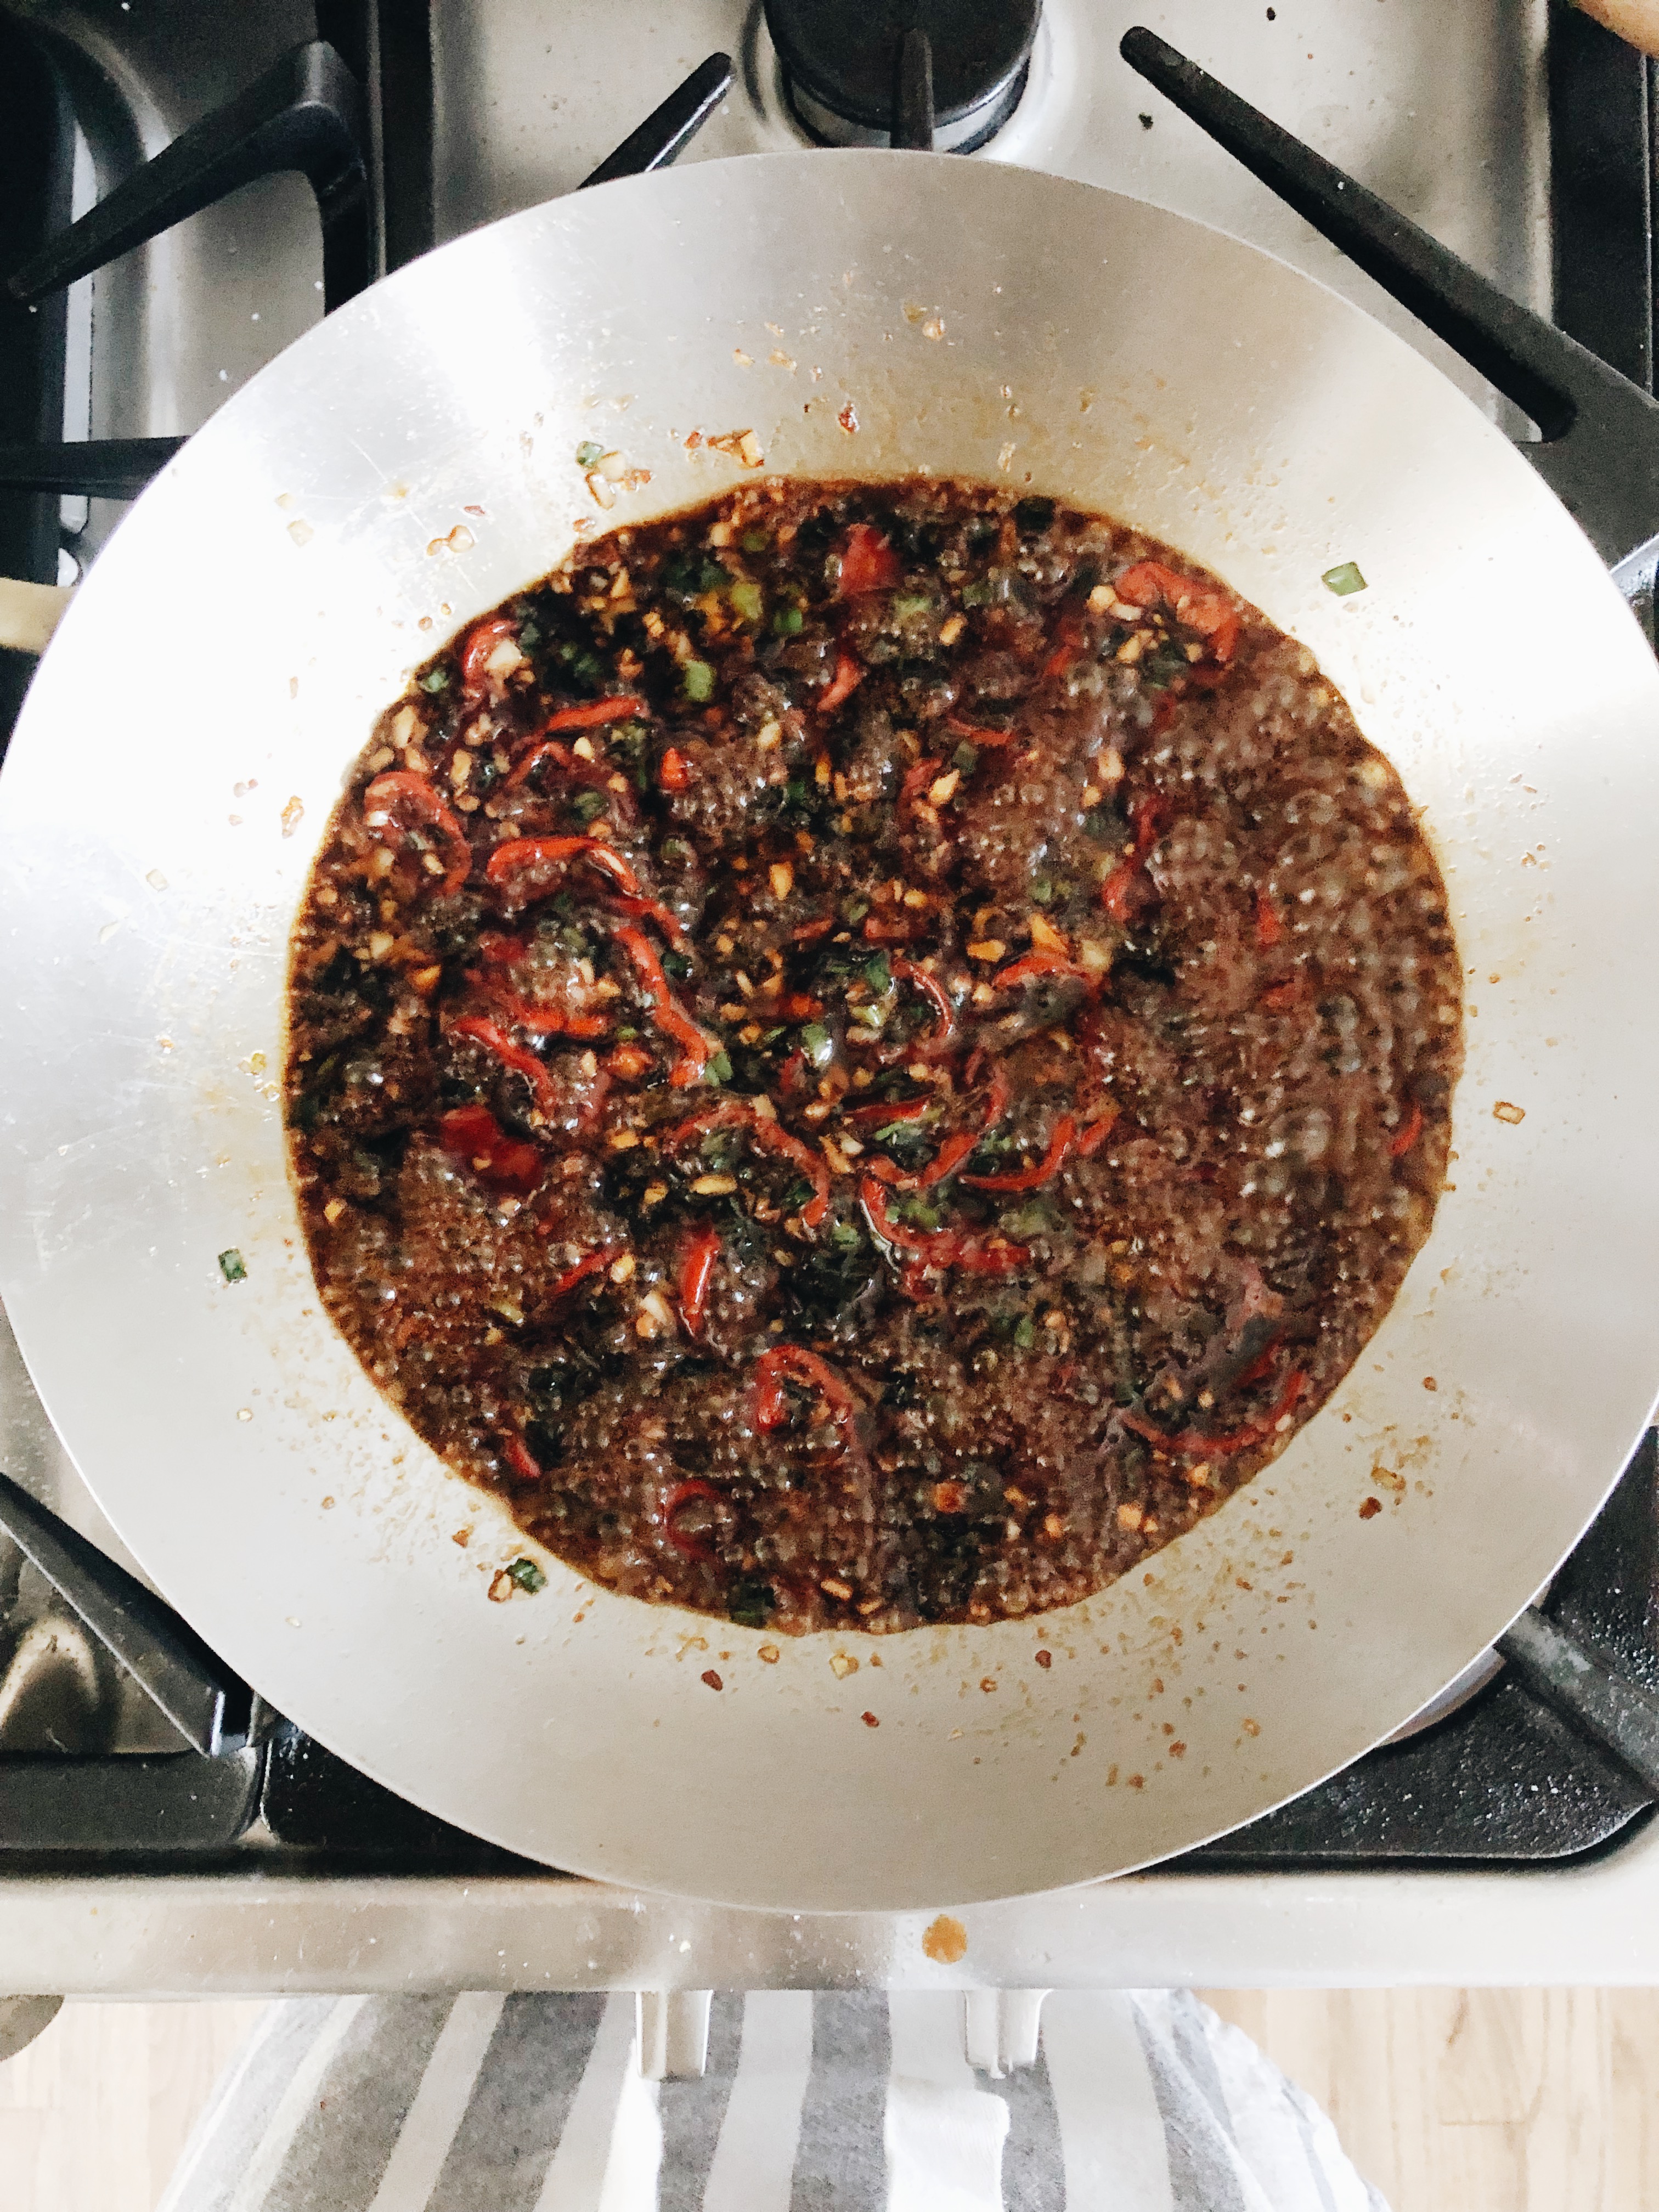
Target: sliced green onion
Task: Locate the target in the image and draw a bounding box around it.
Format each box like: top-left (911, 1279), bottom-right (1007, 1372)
top-left (890, 594), bottom-right (931, 618)
top-left (506, 1556), bottom-right (547, 1594)
top-left (682, 659), bottom-right (716, 704)
top-left (574, 440), bottom-right (605, 469)
top-left (663, 950), bottom-right (693, 980)
top-left (772, 605), bottom-right (804, 636)
top-left (863, 952), bottom-right (891, 994)
top-left (1322, 560), bottom-right (1367, 596)
top-left (1013, 1314), bottom-right (1035, 1349)
top-left (801, 1022), bottom-right (833, 1067)
top-left (729, 579), bottom-right (764, 625)
top-left (616, 1025), bottom-right (639, 1041)
top-left (1031, 877), bottom-right (1053, 905)
top-left (707, 1049), bottom-right (732, 1084)
top-left (419, 667), bottom-right (450, 693)
top-left (953, 742), bottom-right (978, 775)
top-left (217, 1249), bottom-right (247, 1284)
top-left (571, 788), bottom-right (608, 822)
top-left (742, 529), bottom-right (770, 554)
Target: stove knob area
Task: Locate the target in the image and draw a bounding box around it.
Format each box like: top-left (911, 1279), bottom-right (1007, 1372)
top-left (764, 0), bottom-right (1040, 152)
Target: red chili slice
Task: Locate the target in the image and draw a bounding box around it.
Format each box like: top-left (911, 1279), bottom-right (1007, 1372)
top-left (1387, 1098), bottom-right (1424, 1159)
top-left (844, 1094), bottom-right (932, 1127)
top-left (836, 523), bottom-right (901, 599)
top-left (1113, 560), bottom-right (1241, 666)
top-left (1042, 608), bottom-right (1086, 685)
top-left (663, 1478), bottom-right (726, 1560)
top-left (1120, 1367), bottom-right (1308, 1459)
top-left (541, 697), bottom-right (641, 731)
top-left (962, 1115), bottom-right (1075, 1193)
top-left (899, 758), bottom-right (944, 815)
top-left (792, 916), bottom-right (835, 944)
top-left (1073, 1104), bottom-right (1120, 1158)
top-left (867, 1128), bottom-right (977, 1194)
top-left (658, 747), bottom-right (691, 792)
top-left (945, 718), bottom-right (1018, 747)
top-left (614, 924), bottom-right (710, 1088)
top-left (607, 890), bottom-right (688, 947)
top-left (363, 771), bottom-right (472, 898)
top-left (752, 1345), bottom-right (864, 1444)
top-left (500, 1433), bottom-right (543, 1482)
top-left (437, 1104), bottom-right (544, 1195)
top-left (662, 1101), bottom-right (831, 1227)
top-left (502, 738), bottom-right (573, 792)
top-left (1100, 792), bottom-right (1171, 923)
top-left (485, 836), bottom-right (640, 904)
top-left (545, 1249), bottom-right (614, 1301)
top-left (994, 947), bottom-right (1094, 989)
top-left (679, 1223), bottom-right (722, 1335)
top-left (1255, 890), bottom-right (1285, 950)
top-left (861, 912), bottom-right (926, 945)
top-left (467, 984), bottom-right (610, 1040)
top-left (817, 649), bottom-right (865, 716)
top-left (459, 616), bottom-right (518, 696)
top-left (891, 957), bottom-right (956, 1058)
top-left (449, 1015), bottom-right (559, 1119)
top-left (859, 1175), bottom-right (1028, 1274)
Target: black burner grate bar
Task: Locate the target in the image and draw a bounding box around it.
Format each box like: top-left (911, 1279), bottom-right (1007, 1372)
top-left (581, 54), bottom-right (735, 190)
top-left (6, 39), bottom-right (371, 317)
top-left (0, 438), bottom-right (185, 501)
top-left (0, 1470), bottom-right (250, 1758)
top-left (893, 30), bottom-right (936, 152)
top-left (1121, 25), bottom-right (1659, 572)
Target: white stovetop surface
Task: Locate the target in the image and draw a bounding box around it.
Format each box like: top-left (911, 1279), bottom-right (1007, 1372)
top-left (4, 1821), bottom-right (1658, 1996)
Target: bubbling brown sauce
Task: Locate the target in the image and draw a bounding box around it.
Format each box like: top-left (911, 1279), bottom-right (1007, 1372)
top-left (285, 477), bottom-right (1459, 1634)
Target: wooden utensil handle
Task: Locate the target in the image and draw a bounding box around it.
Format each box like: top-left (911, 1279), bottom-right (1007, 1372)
top-left (0, 578), bottom-right (74, 654)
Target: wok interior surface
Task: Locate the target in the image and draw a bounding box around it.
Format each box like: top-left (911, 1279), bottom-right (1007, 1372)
top-left (1, 154), bottom-right (1657, 1909)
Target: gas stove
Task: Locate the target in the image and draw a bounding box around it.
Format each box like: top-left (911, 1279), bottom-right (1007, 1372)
top-left (3, 0), bottom-right (1659, 2001)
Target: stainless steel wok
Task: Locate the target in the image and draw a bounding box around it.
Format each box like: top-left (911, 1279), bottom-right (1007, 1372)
top-left (3, 150), bottom-right (1659, 1911)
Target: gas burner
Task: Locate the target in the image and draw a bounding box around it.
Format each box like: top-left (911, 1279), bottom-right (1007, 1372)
top-left (764, 0), bottom-right (1040, 152)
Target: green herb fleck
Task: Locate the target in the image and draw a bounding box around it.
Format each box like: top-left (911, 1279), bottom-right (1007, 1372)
top-left (574, 440), bottom-right (605, 469)
top-left (890, 594), bottom-right (932, 619)
top-left (663, 950), bottom-right (693, 980)
top-left (831, 1221), bottom-right (862, 1250)
top-left (1013, 1314), bottom-right (1036, 1350)
top-left (506, 1556), bottom-right (547, 1594)
top-left (571, 788), bottom-right (608, 823)
top-left (517, 620), bottom-right (540, 648)
top-left (864, 952), bottom-right (892, 994)
top-left (801, 1022), bottom-right (833, 1067)
top-left (1031, 876), bottom-right (1053, 905)
top-left (707, 1049), bottom-right (733, 1084)
top-left (953, 741), bottom-right (979, 775)
top-left (217, 1248), bottom-right (247, 1284)
top-left (782, 1177), bottom-right (814, 1211)
top-left (729, 579), bottom-right (764, 625)
top-left (729, 1577), bottom-right (774, 1628)
top-left (843, 896), bottom-right (870, 924)
top-left (659, 836), bottom-right (691, 864)
top-left (682, 659), bottom-right (716, 704)
top-left (1322, 560), bottom-right (1367, 597)
top-left (616, 1025), bottom-right (639, 1041)
top-left (419, 667), bottom-right (450, 693)
top-left (772, 605), bottom-right (804, 636)
top-left (742, 529), bottom-right (770, 554)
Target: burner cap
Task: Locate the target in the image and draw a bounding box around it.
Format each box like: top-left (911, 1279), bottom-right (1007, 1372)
top-left (765, 0), bottom-right (1040, 152)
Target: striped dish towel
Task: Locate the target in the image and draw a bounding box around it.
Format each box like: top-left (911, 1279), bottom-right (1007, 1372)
top-left (157, 1988), bottom-right (1387, 2211)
